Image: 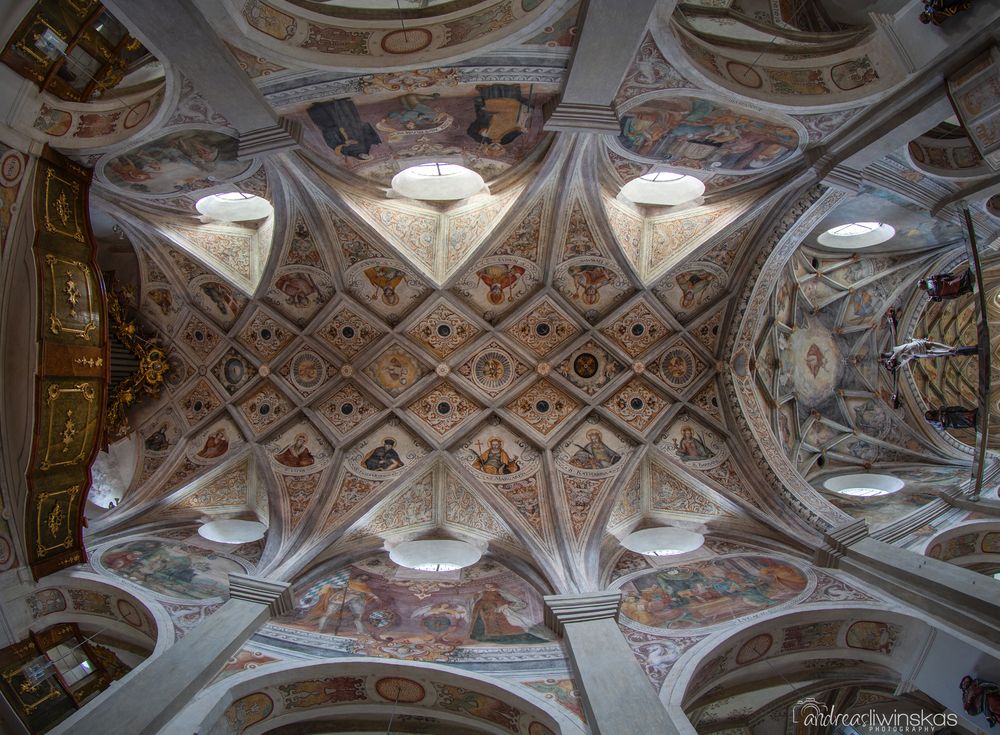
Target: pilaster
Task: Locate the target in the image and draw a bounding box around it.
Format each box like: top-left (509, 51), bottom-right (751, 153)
top-left (545, 591), bottom-right (683, 735)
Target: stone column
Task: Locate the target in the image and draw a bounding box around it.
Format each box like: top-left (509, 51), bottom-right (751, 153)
top-left (101, 0), bottom-right (299, 158)
top-left (54, 575), bottom-right (292, 735)
top-left (544, 0), bottom-right (662, 134)
top-left (817, 520), bottom-right (1000, 645)
top-left (545, 591), bottom-right (682, 735)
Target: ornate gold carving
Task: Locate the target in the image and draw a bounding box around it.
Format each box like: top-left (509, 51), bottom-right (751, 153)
top-left (44, 254), bottom-right (96, 339)
top-left (42, 169), bottom-right (83, 242)
top-left (46, 504), bottom-right (64, 537)
top-left (59, 410), bottom-right (77, 452)
top-left (39, 383), bottom-right (96, 471)
top-left (105, 287), bottom-right (170, 439)
top-left (34, 485), bottom-right (79, 556)
top-left (73, 356), bottom-right (103, 367)
top-left (54, 192), bottom-right (70, 228)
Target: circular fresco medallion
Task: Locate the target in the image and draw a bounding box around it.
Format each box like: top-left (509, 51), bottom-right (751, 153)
top-left (290, 351), bottom-right (327, 392)
top-left (375, 677), bottom-right (425, 703)
top-left (656, 346), bottom-right (696, 390)
top-left (473, 349), bottom-right (515, 393)
top-left (573, 352), bottom-right (599, 379)
top-left (736, 633), bottom-right (773, 664)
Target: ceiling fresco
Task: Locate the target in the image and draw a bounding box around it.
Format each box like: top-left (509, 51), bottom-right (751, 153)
top-left (10, 0), bottom-right (996, 724)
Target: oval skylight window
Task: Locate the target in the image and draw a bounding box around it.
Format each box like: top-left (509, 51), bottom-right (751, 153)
top-left (620, 171), bottom-right (705, 207)
top-left (817, 221), bottom-right (895, 249)
top-left (198, 519), bottom-right (267, 544)
top-left (391, 162), bottom-right (485, 201)
top-left (195, 192), bottom-right (273, 222)
top-left (823, 473), bottom-right (904, 497)
top-left (621, 527), bottom-right (705, 557)
top-left (389, 539), bottom-right (482, 571)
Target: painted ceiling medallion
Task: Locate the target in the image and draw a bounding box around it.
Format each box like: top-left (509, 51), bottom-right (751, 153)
top-left (456, 342), bottom-right (531, 398)
top-left (363, 346), bottom-right (430, 397)
top-left (503, 297), bottom-right (580, 357)
top-left (278, 349), bottom-right (334, 398)
top-left (645, 340), bottom-right (707, 394)
top-left (237, 382), bottom-right (292, 436)
top-left (556, 339), bottom-right (626, 397)
top-left (604, 378), bottom-right (669, 433)
top-left (407, 381), bottom-right (481, 438)
top-left (406, 302), bottom-right (482, 360)
top-left (316, 306), bottom-right (387, 359)
top-left (601, 300), bottom-right (671, 358)
top-left (314, 382), bottom-right (384, 438)
top-left (179, 378), bottom-right (224, 428)
top-left (237, 308), bottom-right (294, 361)
top-left (179, 313), bottom-right (223, 360)
top-left (505, 379), bottom-right (579, 436)
top-left (212, 348), bottom-right (255, 396)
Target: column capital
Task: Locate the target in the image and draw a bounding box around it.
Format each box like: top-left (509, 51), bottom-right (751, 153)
top-left (544, 591), bottom-right (621, 634)
top-left (544, 103), bottom-right (620, 134)
top-left (229, 574), bottom-right (293, 617)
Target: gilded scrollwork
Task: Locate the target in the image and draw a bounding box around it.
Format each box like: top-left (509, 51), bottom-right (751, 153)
top-left (42, 168), bottom-right (84, 242)
top-left (39, 382), bottom-right (97, 471)
top-left (44, 254), bottom-right (96, 339)
top-left (105, 286), bottom-right (170, 439)
top-left (34, 485), bottom-right (79, 556)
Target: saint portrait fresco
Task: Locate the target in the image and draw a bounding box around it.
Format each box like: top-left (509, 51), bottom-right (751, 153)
top-left (362, 438), bottom-right (404, 471)
top-left (266, 423), bottom-right (333, 473)
top-left (568, 430), bottom-right (622, 469)
top-left (470, 437), bottom-right (520, 475)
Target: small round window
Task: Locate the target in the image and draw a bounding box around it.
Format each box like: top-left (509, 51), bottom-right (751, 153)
top-left (817, 221), bottom-right (895, 249)
top-left (823, 473), bottom-right (904, 497)
top-left (391, 162), bottom-right (485, 201)
top-left (620, 171), bottom-right (705, 206)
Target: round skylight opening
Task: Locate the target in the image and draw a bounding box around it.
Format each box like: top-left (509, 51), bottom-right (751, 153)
top-left (391, 162), bottom-right (485, 201)
top-left (198, 519), bottom-right (267, 544)
top-left (621, 527), bottom-right (705, 557)
top-left (389, 540), bottom-right (482, 572)
top-left (640, 171), bottom-right (685, 182)
top-left (823, 473), bottom-right (904, 497)
top-left (817, 221), bottom-right (895, 249)
top-left (621, 172), bottom-right (705, 207)
top-left (411, 162), bottom-right (466, 177)
top-left (195, 192), bottom-right (273, 222)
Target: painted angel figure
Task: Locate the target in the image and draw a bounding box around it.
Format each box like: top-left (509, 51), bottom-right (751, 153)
top-left (880, 338), bottom-right (977, 371)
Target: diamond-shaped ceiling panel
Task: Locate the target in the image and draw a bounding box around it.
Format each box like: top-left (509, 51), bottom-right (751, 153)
top-left (405, 301), bottom-right (482, 360)
top-left (407, 381), bottom-right (482, 439)
top-left (505, 378), bottom-right (580, 437)
top-left (316, 305), bottom-right (387, 360)
top-left (503, 297), bottom-right (580, 358)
